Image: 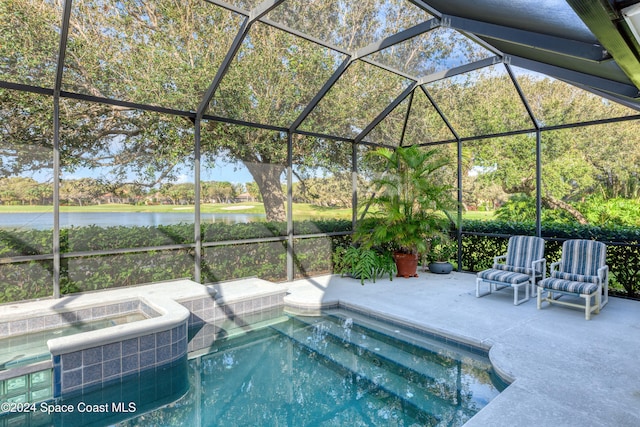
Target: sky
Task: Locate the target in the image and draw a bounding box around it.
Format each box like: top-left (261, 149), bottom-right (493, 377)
top-left (60, 160), bottom-right (256, 186)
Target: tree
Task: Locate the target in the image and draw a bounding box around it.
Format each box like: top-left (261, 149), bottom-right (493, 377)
top-left (9, 0), bottom-right (633, 226)
top-left (202, 181), bottom-right (238, 203)
top-left (160, 183), bottom-right (195, 205)
top-left (441, 72), bottom-right (640, 224)
top-left (60, 178), bottom-right (104, 206)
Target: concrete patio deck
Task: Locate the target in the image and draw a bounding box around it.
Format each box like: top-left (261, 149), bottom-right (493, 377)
top-left (284, 272), bottom-right (640, 427)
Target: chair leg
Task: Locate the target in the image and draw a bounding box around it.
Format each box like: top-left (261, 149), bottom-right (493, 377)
top-left (537, 287), bottom-right (542, 309)
top-left (531, 280), bottom-right (539, 297)
top-left (476, 278), bottom-right (492, 298)
top-left (513, 282), bottom-right (530, 305)
top-left (585, 294), bottom-right (591, 320)
top-left (601, 283), bottom-right (608, 309)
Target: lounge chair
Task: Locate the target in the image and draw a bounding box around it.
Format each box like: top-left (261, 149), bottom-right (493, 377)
top-left (537, 239), bottom-right (608, 320)
top-left (476, 235), bottom-right (546, 305)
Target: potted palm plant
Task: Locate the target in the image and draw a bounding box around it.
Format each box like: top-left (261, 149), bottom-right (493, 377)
top-left (354, 145), bottom-right (456, 278)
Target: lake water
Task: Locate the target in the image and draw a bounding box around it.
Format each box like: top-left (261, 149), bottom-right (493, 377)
top-left (0, 212), bottom-right (266, 230)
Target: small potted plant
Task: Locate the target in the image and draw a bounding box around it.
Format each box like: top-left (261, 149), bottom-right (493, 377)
top-left (333, 245), bottom-right (396, 285)
top-left (425, 234), bottom-right (456, 274)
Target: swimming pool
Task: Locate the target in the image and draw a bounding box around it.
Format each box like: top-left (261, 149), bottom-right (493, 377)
top-left (0, 309), bottom-right (506, 426)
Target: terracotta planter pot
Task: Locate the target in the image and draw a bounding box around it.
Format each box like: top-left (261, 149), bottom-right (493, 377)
top-left (393, 252), bottom-right (419, 278)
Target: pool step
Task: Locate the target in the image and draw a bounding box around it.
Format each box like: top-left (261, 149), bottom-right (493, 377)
top-left (284, 314), bottom-right (457, 392)
top-left (269, 321), bottom-right (476, 425)
top-left (323, 310), bottom-right (490, 365)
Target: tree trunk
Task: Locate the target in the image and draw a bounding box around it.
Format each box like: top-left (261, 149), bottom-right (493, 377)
top-left (244, 162), bottom-right (286, 222)
top-left (543, 193), bottom-right (588, 225)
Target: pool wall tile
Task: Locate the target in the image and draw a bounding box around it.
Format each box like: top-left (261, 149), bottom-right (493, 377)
top-left (156, 330), bottom-right (171, 346)
top-left (184, 293), bottom-right (286, 353)
top-left (178, 324), bottom-right (186, 340)
top-left (238, 301), bottom-right (247, 315)
top-left (122, 354), bottom-right (139, 373)
top-left (82, 347), bottom-right (103, 366)
top-left (77, 308), bottom-right (93, 322)
top-left (91, 306), bottom-right (106, 319)
top-left (43, 314), bottom-right (61, 328)
top-left (122, 338), bottom-right (139, 356)
top-left (105, 303), bottom-right (120, 316)
top-left (190, 313), bottom-right (204, 326)
top-left (171, 342), bottom-right (179, 358)
top-left (156, 345), bottom-right (171, 363)
top-left (103, 342), bottom-right (121, 361)
top-left (9, 319), bottom-right (27, 335)
top-left (103, 359), bottom-right (121, 379)
top-left (213, 304), bottom-right (226, 321)
top-left (60, 311), bottom-right (77, 324)
top-left (140, 349), bottom-right (156, 367)
top-left (2, 295), bottom-right (186, 399)
top-left (83, 364), bottom-right (102, 385)
top-left (62, 369), bottom-right (82, 390)
top-left (53, 376), bottom-right (61, 398)
top-left (139, 334), bottom-right (155, 351)
top-left (27, 317), bottom-right (44, 331)
top-left (61, 352), bottom-right (82, 370)
top-left (119, 301), bottom-right (136, 312)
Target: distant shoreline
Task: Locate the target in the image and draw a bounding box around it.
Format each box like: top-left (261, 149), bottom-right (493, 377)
top-left (0, 203), bottom-right (493, 222)
top-left (0, 202), bottom-right (265, 214)
top-left (0, 202), bottom-right (357, 220)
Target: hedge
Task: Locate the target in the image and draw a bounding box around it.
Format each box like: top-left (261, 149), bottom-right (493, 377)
top-left (1, 218), bottom-right (638, 302)
top-left (0, 220), bottom-right (352, 303)
top-left (461, 220), bottom-right (640, 300)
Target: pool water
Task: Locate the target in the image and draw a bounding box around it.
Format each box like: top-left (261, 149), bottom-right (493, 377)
top-left (0, 313), bottom-right (148, 370)
top-left (0, 309), bottom-right (506, 426)
top-left (130, 309), bottom-right (503, 426)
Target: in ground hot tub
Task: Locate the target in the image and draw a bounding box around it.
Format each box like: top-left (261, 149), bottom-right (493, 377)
top-left (0, 296), bottom-right (189, 400)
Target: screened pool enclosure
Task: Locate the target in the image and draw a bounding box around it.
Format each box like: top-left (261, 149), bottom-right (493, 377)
top-left (2, 0), bottom-right (640, 302)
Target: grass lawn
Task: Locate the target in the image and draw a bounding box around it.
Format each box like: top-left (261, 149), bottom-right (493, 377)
top-left (0, 203), bottom-right (354, 219)
top-left (462, 210), bottom-right (495, 220)
top-left (0, 203), bottom-right (494, 221)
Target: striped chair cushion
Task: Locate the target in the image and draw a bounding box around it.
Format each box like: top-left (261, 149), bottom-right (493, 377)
top-left (493, 264), bottom-right (530, 275)
top-left (560, 240), bottom-right (606, 277)
top-left (477, 268), bottom-right (531, 284)
top-left (539, 277), bottom-right (600, 295)
top-left (551, 271), bottom-right (600, 284)
top-left (496, 236), bottom-right (545, 273)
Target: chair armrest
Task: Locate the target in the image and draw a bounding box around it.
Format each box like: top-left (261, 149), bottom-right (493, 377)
top-left (598, 265), bottom-right (609, 284)
top-left (532, 258), bottom-right (546, 279)
top-left (549, 261), bottom-right (561, 275)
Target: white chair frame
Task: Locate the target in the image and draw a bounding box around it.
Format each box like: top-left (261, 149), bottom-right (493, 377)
top-left (537, 262), bottom-right (609, 320)
top-left (476, 256), bottom-right (546, 305)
